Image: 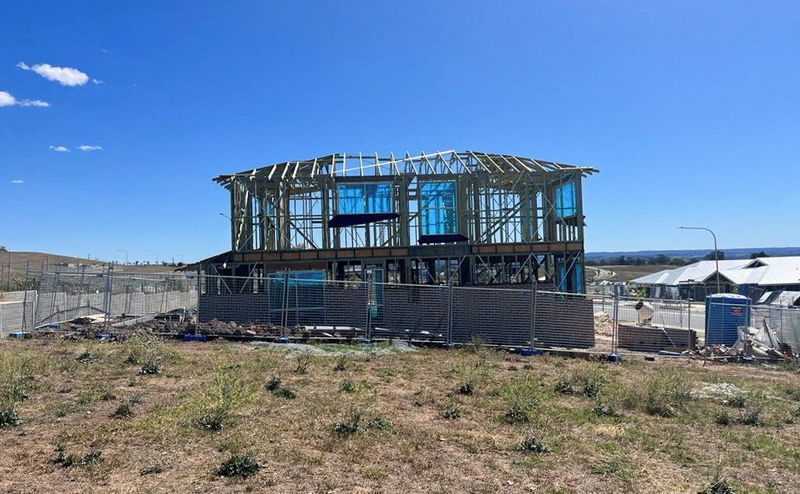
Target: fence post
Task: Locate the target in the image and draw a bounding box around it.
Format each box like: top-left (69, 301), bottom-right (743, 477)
top-left (281, 272), bottom-right (289, 333)
top-left (446, 281), bottom-right (454, 347)
top-left (687, 299), bottom-right (692, 350)
top-left (611, 290), bottom-right (620, 357)
top-left (364, 271), bottom-right (372, 342)
top-left (103, 266), bottom-right (113, 331)
top-left (530, 273), bottom-right (538, 351)
top-left (21, 261), bottom-right (30, 331)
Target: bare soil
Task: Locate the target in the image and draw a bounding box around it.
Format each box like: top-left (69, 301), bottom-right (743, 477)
top-left (1, 336), bottom-right (799, 493)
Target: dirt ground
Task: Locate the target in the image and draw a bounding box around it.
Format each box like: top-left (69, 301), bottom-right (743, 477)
top-left (1, 334), bottom-right (800, 493)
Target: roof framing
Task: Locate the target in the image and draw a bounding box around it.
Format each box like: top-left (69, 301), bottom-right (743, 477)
top-left (213, 150), bottom-right (597, 188)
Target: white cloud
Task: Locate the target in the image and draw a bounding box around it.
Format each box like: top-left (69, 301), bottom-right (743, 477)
top-left (0, 90), bottom-right (50, 108)
top-left (77, 145), bottom-right (102, 151)
top-left (18, 99), bottom-right (49, 107)
top-left (11, 180), bottom-right (24, 184)
top-left (17, 61), bottom-right (91, 87)
top-left (0, 91), bottom-right (15, 107)
top-left (49, 145), bottom-right (70, 152)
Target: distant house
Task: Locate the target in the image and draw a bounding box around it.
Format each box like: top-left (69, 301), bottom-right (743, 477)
top-left (631, 256), bottom-right (800, 300)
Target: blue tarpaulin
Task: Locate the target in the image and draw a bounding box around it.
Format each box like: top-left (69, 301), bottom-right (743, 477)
top-left (338, 183), bottom-right (392, 214)
top-left (420, 181), bottom-right (456, 235)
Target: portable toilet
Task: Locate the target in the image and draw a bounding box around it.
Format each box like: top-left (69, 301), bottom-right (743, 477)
top-left (705, 294), bottom-right (750, 346)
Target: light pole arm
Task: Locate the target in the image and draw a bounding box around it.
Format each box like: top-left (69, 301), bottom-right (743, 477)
top-left (679, 226), bottom-right (722, 294)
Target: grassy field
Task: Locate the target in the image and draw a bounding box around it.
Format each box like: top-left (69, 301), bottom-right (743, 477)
top-left (588, 264), bottom-right (674, 283)
top-left (2, 336), bottom-right (800, 493)
top-left (0, 250), bottom-right (182, 279)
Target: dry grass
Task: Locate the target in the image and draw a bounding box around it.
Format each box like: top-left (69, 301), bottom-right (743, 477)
top-left (1, 337), bottom-right (799, 493)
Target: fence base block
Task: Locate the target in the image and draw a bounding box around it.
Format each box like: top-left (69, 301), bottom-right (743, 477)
top-left (182, 334), bottom-right (207, 342)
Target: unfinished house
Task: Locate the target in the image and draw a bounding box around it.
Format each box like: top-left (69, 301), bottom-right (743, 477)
top-left (201, 151), bottom-right (596, 292)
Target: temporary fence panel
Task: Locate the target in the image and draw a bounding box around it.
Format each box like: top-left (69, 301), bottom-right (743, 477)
top-left (35, 269), bottom-right (197, 327)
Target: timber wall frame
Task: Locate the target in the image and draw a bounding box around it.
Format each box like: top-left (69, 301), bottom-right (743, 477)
top-left (204, 150), bottom-right (597, 292)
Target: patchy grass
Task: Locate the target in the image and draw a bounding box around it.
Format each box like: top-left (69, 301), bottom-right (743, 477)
top-left (1, 337), bottom-right (800, 492)
top-left (216, 453), bottom-right (260, 478)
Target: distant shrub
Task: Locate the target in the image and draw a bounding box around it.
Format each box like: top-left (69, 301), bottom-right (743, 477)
top-left (501, 376), bottom-right (545, 425)
top-left (53, 444), bottom-right (103, 468)
top-left (592, 403), bottom-right (620, 418)
top-left (701, 476), bottom-right (735, 494)
top-left (333, 409), bottom-right (363, 437)
top-left (0, 409), bottom-right (22, 428)
top-left (504, 404), bottom-right (530, 424)
top-left (739, 408), bottom-right (763, 427)
top-left (441, 405), bottom-right (461, 420)
top-left (554, 377), bottom-right (573, 395)
top-left (217, 453), bottom-right (260, 478)
top-left (123, 331), bottom-right (176, 368)
top-left (714, 411), bottom-right (732, 426)
top-left (100, 390), bottom-right (116, 401)
top-left (457, 382), bottom-right (474, 396)
top-left (140, 465), bottom-right (165, 476)
top-left (265, 376), bottom-right (281, 392)
top-left (367, 416), bottom-right (392, 431)
top-left (294, 354), bottom-right (312, 374)
top-left (516, 435), bottom-right (550, 454)
top-left (333, 355), bottom-right (349, 372)
top-left (723, 393), bottom-right (746, 408)
top-left (194, 406), bottom-right (227, 431)
top-left (340, 380), bottom-right (357, 394)
top-left (784, 386), bottom-right (800, 402)
top-left (639, 373), bottom-right (693, 418)
top-left (273, 386), bottom-right (296, 400)
top-left (139, 361), bottom-right (160, 375)
top-left (111, 403), bottom-right (133, 419)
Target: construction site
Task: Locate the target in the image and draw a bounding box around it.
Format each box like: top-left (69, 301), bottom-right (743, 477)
top-left (3, 151), bottom-right (798, 360)
top-left (2, 153), bottom-right (799, 494)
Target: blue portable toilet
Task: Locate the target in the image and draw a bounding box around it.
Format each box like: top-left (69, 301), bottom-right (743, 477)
top-left (705, 294), bottom-right (750, 346)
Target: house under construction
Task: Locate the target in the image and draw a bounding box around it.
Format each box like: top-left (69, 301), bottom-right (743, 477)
top-left (201, 150), bottom-right (596, 292)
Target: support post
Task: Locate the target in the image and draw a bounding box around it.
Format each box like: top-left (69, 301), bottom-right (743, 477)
top-left (446, 281), bottom-right (454, 347)
top-left (281, 272), bottom-right (289, 334)
top-left (530, 272), bottom-right (537, 350)
top-left (610, 289), bottom-right (620, 360)
top-left (363, 271), bottom-right (372, 343)
top-left (21, 261), bottom-right (30, 331)
top-left (687, 299), bottom-right (692, 349)
top-left (103, 267), bottom-right (113, 332)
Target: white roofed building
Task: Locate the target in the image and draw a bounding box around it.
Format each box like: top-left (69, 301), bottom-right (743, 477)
top-left (631, 256), bottom-right (800, 301)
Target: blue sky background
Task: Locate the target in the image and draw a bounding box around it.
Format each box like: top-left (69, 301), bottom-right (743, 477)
top-left (1, 1), bottom-right (798, 263)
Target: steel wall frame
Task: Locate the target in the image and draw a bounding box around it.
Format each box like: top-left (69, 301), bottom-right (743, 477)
top-left (208, 151), bottom-right (596, 292)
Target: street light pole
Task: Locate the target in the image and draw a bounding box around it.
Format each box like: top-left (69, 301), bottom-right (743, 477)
top-left (115, 249), bottom-right (129, 265)
top-left (679, 226), bottom-right (721, 294)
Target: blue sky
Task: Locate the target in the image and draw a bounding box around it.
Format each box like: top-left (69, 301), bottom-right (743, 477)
top-left (1, 1), bottom-right (798, 263)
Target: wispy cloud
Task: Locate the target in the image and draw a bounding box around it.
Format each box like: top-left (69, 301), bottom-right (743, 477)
top-left (77, 145), bottom-right (102, 151)
top-left (11, 180), bottom-right (25, 184)
top-left (49, 145), bottom-right (70, 153)
top-left (17, 61), bottom-right (97, 87)
top-left (0, 90), bottom-right (50, 108)
top-left (18, 99), bottom-right (49, 107)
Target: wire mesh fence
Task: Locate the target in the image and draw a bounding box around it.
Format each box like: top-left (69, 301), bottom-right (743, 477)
top-left (198, 273), bottom-right (604, 349)
top-left (34, 268), bottom-right (197, 328)
top-left (6, 267), bottom-right (800, 360)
